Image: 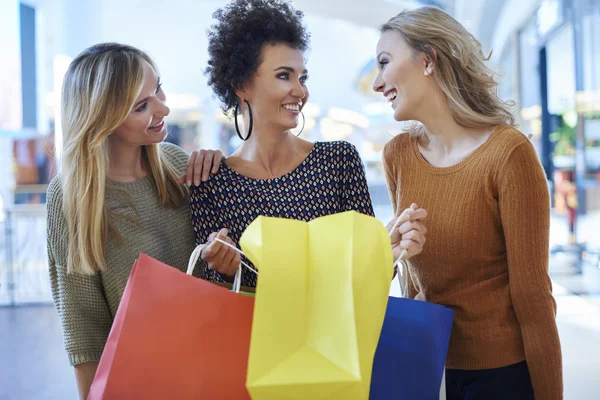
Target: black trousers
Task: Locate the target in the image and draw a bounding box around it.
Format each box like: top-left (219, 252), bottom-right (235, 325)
top-left (446, 361), bottom-right (535, 400)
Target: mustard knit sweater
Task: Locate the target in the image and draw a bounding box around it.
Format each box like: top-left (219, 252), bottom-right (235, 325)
top-left (383, 125), bottom-right (562, 399)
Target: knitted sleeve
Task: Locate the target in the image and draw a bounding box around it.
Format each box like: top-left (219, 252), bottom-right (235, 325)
top-left (160, 142), bottom-right (189, 176)
top-left (498, 141), bottom-right (563, 399)
top-left (47, 178), bottom-right (113, 366)
top-left (382, 136), bottom-right (418, 298)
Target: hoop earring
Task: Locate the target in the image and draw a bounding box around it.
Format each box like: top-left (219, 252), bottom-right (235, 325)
top-left (295, 110), bottom-right (305, 137)
top-left (234, 99), bottom-right (253, 141)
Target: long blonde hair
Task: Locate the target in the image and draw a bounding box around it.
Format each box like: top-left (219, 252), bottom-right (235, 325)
top-left (381, 6), bottom-right (516, 133)
top-left (60, 43), bottom-right (185, 275)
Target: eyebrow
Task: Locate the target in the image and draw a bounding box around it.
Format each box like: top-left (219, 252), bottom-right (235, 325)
top-left (134, 78), bottom-right (161, 108)
top-left (274, 66), bottom-right (308, 74)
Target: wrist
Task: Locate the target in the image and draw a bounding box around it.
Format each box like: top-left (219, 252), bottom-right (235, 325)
top-left (219, 271), bottom-right (236, 283)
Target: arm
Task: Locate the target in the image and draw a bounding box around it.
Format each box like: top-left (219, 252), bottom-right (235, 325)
top-left (49, 259), bottom-right (113, 366)
top-left (383, 140), bottom-right (419, 299)
top-left (498, 142), bottom-right (562, 399)
top-left (189, 184), bottom-right (225, 281)
top-left (188, 183), bottom-right (244, 279)
top-left (340, 142), bottom-right (375, 216)
top-left (189, 188), bottom-right (250, 284)
top-left (74, 362), bottom-right (99, 400)
top-left (46, 180), bottom-right (112, 397)
top-left (382, 140), bottom-right (400, 213)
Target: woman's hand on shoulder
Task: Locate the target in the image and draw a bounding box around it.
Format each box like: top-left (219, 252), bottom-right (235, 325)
top-left (178, 149), bottom-right (226, 186)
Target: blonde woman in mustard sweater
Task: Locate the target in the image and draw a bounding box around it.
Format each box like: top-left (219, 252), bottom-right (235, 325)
top-left (373, 7), bottom-right (562, 400)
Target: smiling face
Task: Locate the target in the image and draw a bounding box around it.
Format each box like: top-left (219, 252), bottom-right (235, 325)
top-left (238, 42), bottom-right (308, 133)
top-left (372, 30), bottom-right (434, 122)
top-left (111, 60), bottom-right (170, 146)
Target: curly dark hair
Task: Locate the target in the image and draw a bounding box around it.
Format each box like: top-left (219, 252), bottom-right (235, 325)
top-left (205, 0), bottom-right (310, 114)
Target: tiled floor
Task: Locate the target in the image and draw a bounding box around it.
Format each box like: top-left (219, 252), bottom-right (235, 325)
top-left (1, 203), bottom-right (598, 399)
top-left (1, 275), bottom-right (600, 399)
top-left (554, 291), bottom-right (600, 399)
top-left (0, 305), bottom-right (79, 400)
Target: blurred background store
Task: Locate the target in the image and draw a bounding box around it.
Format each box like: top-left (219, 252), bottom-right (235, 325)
top-left (1, 0), bottom-right (599, 398)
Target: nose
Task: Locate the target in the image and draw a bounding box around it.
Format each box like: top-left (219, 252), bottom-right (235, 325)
top-left (157, 98), bottom-right (170, 118)
top-left (292, 80), bottom-right (306, 100)
top-left (373, 71), bottom-right (384, 93)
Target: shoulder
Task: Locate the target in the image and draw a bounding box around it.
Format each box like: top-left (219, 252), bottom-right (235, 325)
top-left (383, 131), bottom-right (411, 166)
top-left (160, 141), bottom-right (188, 159)
top-left (317, 141), bottom-right (361, 160)
top-left (494, 125), bottom-right (531, 148)
top-left (383, 132), bottom-right (411, 154)
top-left (490, 125), bottom-right (538, 166)
top-left (47, 175), bottom-right (64, 213)
top-left (46, 176), bottom-right (68, 264)
top-left (159, 142), bottom-right (189, 174)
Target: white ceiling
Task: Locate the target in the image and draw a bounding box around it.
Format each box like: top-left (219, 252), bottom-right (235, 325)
top-left (191, 0), bottom-right (458, 31)
top-left (291, 0), bottom-right (502, 51)
top-left (33, 0), bottom-right (509, 116)
top-left (291, 0), bottom-right (451, 30)
top-left (27, 0), bottom-right (505, 51)
top-left (455, 0), bottom-right (508, 52)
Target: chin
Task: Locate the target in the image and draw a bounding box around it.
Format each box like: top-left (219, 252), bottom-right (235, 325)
top-left (393, 108), bottom-right (411, 122)
top-left (280, 121), bottom-right (299, 132)
top-left (146, 130), bottom-right (168, 144)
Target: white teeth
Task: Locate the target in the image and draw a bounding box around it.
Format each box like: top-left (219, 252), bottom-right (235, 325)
top-left (150, 121), bottom-right (162, 128)
top-left (386, 91), bottom-right (397, 102)
top-left (283, 104), bottom-right (300, 111)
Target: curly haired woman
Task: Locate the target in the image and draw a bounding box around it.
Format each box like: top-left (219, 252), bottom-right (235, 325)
top-left (189, 0), bottom-right (428, 286)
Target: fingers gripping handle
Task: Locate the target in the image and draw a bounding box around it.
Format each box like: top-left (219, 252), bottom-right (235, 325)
top-left (187, 238), bottom-right (258, 293)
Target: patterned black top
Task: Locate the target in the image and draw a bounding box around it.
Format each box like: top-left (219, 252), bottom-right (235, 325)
top-left (189, 141), bottom-right (375, 287)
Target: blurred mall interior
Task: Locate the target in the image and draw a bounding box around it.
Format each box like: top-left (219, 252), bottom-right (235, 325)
top-left (1, 0), bottom-right (599, 398)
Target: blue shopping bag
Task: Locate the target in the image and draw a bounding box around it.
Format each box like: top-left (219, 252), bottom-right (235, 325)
top-left (370, 296), bottom-right (454, 400)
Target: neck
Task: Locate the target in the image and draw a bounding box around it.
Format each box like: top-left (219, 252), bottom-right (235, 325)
top-left (107, 137), bottom-right (147, 182)
top-left (235, 119), bottom-right (299, 172)
top-left (415, 96), bottom-right (487, 152)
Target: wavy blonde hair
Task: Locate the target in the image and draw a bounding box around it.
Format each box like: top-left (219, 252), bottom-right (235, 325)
top-left (381, 6), bottom-right (516, 133)
top-left (61, 43), bottom-right (185, 275)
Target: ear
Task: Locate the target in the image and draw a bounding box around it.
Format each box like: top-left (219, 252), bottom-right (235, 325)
top-left (234, 86), bottom-right (246, 104)
top-left (422, 47), bottom-right (437, 76)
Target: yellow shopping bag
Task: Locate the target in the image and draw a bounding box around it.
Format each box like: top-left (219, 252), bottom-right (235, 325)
top-left (241, 211), bottom-right (393, 400)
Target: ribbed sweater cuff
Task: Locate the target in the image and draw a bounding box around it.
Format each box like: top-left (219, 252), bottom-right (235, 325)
top-left (69, 350), bottom-right (103, 366)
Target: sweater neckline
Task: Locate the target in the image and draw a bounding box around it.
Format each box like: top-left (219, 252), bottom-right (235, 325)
top-left (409, 125), bottom-right (506, 175)
top-left (106, 175), bottom-right (154, 195)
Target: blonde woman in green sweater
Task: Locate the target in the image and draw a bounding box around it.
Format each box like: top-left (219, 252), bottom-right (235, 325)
top-left (46, 43), bottom-right (224, 399)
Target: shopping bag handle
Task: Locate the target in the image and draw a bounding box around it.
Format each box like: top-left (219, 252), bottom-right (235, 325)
top-left (395, 256), bottom-right (409, 298)
top-left (188, 223), bottom-right (409, 294)
top-left (391, 219), bottom-right (409, 297)
top-left (186, 239), bottom-right (258, 293)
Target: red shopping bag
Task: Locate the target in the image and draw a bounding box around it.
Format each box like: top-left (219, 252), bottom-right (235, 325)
top-left (88, 252), bottom-right (254, 399)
